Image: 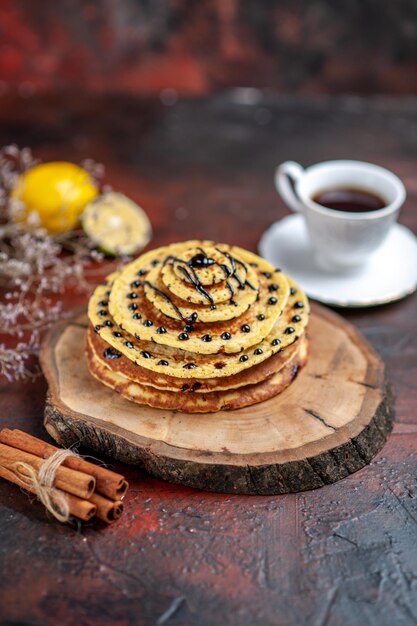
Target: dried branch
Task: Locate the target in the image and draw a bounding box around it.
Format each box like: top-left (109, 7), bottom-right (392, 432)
top-left (0, 145), bottom-right (121, 381)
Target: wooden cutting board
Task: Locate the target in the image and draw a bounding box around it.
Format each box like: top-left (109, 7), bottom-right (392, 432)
top-left (40, 303), bottom-right (394, 495)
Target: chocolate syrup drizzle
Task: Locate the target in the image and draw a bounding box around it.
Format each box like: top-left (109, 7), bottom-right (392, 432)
top-left (162, 247), bottom-right (257, 310)
top-left (215, 248), bottom-right (257, 295)
top-left (164, 254), bottom-right (215, 307)
top-left (144, 280), bottom-right (185, 321)
top-left (141, 247), bottom-right (260, 333)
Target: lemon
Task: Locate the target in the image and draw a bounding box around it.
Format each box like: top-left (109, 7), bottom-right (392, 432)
top-left (11, 161), bottom-right (99, 233)
top-left (82, 192), bottom-right (152, 256)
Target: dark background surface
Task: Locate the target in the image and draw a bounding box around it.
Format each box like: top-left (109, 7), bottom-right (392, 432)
top-left (0, 92), bottom-right (416, 626)
top-left (1, 1), bottom-right (417, 625)
top-left (0, 0), bottom-right (417, 97)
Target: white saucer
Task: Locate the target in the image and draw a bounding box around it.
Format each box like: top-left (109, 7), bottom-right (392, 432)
top-left (258, 215), bottom-right (417, 307)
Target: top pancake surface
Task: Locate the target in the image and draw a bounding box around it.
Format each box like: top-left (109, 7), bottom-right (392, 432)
top-left (171, 246), bottom-right (235, 289)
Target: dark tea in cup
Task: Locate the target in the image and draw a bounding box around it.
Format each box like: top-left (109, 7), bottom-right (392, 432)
top-left (312, 188), bottom-right (386, 213)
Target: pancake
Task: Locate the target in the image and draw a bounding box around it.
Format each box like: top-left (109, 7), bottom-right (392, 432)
top-left (86, 336), bottom-right (308, 413)
top-left (88, 273), bottom-right (309, 379)
top-left (87, 325), bottom-right (306, 393)
top-left (86, 239), bottom-right (310, 412)
top-left (108, 241), bottom-right (289, 352)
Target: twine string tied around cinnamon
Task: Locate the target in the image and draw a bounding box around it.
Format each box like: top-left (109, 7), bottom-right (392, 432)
top-left (12, 449), bottom-right (77, 523)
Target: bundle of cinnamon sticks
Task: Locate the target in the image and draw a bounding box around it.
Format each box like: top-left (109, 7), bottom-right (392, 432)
top-left (0, 429), bottom-right (129, 524)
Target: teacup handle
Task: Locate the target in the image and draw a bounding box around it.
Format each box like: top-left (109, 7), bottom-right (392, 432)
top-left (275, 161), bottom-right (305, 213)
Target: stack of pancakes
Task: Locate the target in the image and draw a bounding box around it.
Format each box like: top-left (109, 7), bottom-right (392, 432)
top-left (87, 241), bottom-right (309, 412)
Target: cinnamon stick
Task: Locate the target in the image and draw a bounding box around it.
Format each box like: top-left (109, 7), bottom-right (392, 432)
top-left (0, 429), bottom-right (128, 500)
top-left (0, 464), bottom-right (96, 521)
top-left (89, 492), bottom-right (124, 523)
top-left (0, 443), bottom-right (95, 500)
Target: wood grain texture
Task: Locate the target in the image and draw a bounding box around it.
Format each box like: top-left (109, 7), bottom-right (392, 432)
top-left (41, 306), bottom-right (394, 494)
top-left (0, 94), bottom-right (416, 626)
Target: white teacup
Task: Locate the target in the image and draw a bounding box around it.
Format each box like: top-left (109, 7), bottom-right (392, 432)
top-left (275, 160), bottom-right (406, 271)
